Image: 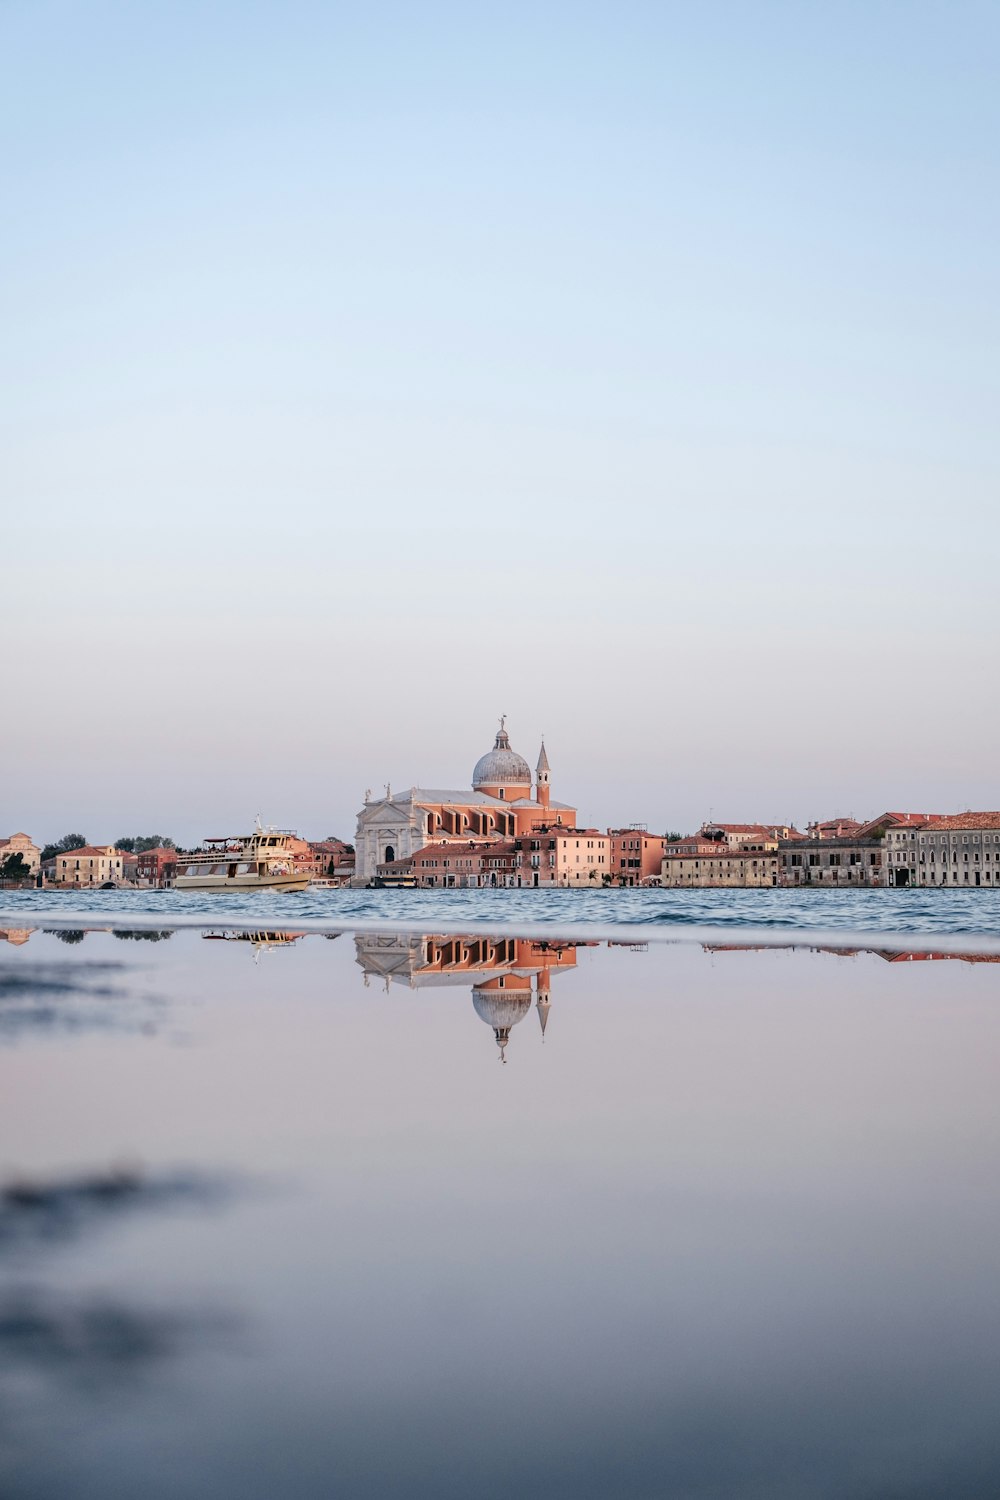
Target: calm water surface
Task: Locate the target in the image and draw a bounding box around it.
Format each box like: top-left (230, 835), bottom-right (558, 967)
top-left (2, 923), bottom-right (1000, 1498)
top-left (4, 884), bottom-right (1000, 934)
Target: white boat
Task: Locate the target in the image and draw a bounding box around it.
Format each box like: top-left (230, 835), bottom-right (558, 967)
top-left (174, 826), bottom-right (311, 892)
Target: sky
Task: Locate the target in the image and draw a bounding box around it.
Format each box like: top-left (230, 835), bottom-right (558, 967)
top-left (3, 0), bottom-right (999, 846)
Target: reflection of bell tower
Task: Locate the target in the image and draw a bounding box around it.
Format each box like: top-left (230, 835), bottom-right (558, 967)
top-left (536, 740), bottom-right (551, 810)
top-left (535, 968), bottom-right (551, 1038)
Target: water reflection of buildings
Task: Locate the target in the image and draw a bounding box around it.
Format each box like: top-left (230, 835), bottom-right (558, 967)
top-left (704, 943), bottom-right (1000, 965)
top-left (354, 934), bottom-right (588, 1061)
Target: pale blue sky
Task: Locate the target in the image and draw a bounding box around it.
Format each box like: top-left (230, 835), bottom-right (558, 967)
top-left (4, 1), bottom-right (998, 844)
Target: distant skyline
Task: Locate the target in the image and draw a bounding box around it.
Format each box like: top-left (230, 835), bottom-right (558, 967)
top-left (5, 1), bottom-right (999, 845)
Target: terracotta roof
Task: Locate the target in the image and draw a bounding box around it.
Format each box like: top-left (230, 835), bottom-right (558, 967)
top-left (852, 811), bottom-right (938, 837)
top-left (922, 812), bottom-right (1000, 831)
top-left (55, 846), bottom-right (120, 859)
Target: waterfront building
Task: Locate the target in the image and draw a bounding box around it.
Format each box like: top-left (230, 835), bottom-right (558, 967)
top-left (662, 839), bottom-right (779, 887)
top-left (307, 839), bottom-right (353, 881)
top-left (778, 834), bottom-right (883, 887)
top-left (136, 846), bottom-right (178, 887)
top-left (50, 845), bottom-right (125, 887)
top-left (779, 813), bottom-right (937, 888)
top-left (354, 722), bottom-right (576, 885)
top-left (886, 812), bottom-right (1000, 887)
top-left (377, 825), bottom-right (609, 888)
top-left (517, 827), bottom-right (609, 886)
top-left (0, 833), bottom-right (40, 877)
top-left (607, 828), bottom-right (666, 885)
top-left (378, 839), bottom-right (496, 888)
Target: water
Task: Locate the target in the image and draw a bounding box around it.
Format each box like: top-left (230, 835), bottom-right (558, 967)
top-left (4, 884), bottom-right (1000, 934)
top-left (3, 921), bottom-right (1000, 1498)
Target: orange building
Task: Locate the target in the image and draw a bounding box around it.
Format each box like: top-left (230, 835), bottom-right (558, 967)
top-left (307, 839), bottom-right (354, 882)
top-left (607, 828), bottom-right (666, 885)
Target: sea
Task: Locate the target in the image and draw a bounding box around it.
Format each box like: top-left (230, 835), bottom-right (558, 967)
top-left (2, 893), bottom-right (1000, 1498)
top-left (3, 883), bottom-right (1000, 934)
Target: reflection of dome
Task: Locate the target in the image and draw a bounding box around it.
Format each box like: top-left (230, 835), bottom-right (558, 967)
top-left (472, 989), bottom-right (532, 1030)
top-left (473, 984), bottom-right (532, 1063)
top-left (473, 724), bottom-right (531, 789)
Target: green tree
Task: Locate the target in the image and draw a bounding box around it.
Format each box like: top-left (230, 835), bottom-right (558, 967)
top-left (665, 831), bottom-right (682, 842)
top-left (0, 852), bottom-right (31, 882)
top-left (115, 834), bottom-right (176, 853)
top-left (40, 833), bottom-right (87, 862)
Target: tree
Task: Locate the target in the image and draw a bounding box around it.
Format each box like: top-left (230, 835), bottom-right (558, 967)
top-left (115, 834), bottom-right (176, 853)
top-left (40, 833), bottom-right (87, 862)
top-left (0, 852), bottom-right (31, 882)
top-left (665, 831), bottom-right (682, 842)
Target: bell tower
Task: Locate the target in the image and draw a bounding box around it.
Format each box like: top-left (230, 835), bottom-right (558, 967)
top-left (535, 739), bottom-right (551, 810)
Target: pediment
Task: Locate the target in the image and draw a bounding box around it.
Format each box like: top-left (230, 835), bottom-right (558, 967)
top-left (359, 801), bottom-right (412, 825)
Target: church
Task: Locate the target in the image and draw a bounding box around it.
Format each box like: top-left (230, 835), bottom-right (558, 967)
top-left (353, 720), bottom-right (577, 885)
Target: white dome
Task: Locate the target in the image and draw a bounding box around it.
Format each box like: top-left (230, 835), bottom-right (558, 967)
top-left (473, 725), bottom-right (531, 789)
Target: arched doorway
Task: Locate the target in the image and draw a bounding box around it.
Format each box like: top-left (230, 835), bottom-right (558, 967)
top-left (384, 845), bottom-right (395, 864)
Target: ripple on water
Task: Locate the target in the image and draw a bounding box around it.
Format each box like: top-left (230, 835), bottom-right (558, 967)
top-left (2, 886), bottom-right (1000, 935)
